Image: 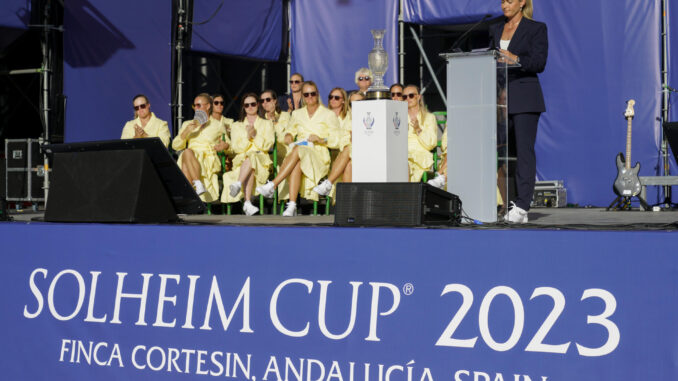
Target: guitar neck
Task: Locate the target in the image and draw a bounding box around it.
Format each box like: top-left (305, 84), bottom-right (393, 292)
top-left (625, 116), bottom-right (632, 170)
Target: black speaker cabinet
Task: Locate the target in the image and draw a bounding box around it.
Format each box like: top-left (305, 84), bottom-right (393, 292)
top-left (44, 149), bottom-right (178, 223)
top-left (334, 182), bottom-right (461, 227)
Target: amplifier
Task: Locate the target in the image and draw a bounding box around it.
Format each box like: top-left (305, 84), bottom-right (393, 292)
top-left (334, 182), bottom-right (461, 227)
top-left (531, 180), bottom-right (567, 208)
top-left (5, 139), bottom-right (47, 202)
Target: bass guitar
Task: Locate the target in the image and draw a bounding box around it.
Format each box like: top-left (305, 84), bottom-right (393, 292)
top-left (613, 99), bottom-right (641, 197)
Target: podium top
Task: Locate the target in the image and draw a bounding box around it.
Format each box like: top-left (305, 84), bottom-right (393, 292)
top-left (439, 50), bottom-right (520, 68)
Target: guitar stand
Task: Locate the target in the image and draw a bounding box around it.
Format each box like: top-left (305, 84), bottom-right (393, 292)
top-left (607, 195), bottom-right (650, 211)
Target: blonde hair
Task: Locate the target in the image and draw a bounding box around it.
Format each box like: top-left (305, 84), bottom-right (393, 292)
top-left (403, 84), bottom-right (429, 119)
top-left (300, 81), bottom-right (324, 107)
top-left (522, 0), bottom-right (533, 19)
top-left (328, 87), bottom-right (349, 119)
top-left (354, 68), bottom-right (372, 85)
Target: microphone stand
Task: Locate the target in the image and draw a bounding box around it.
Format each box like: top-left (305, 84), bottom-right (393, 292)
top-left (447, 14), bottom-right (493, 53)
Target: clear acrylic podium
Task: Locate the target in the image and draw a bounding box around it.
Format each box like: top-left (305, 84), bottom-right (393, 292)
top-left (440, 50), bottom-right (518, 223)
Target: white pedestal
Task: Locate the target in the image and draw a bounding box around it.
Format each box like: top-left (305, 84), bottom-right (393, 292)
top-left (352, 100), bottom-right (408, 182)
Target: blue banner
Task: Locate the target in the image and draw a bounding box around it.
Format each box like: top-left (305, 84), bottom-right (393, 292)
top-left (0, 0), bottom-right (29, 29)
top-left (290, 0), bottom-right (398, 101)
top-left (403, 0), bottom-right (501, 25)
top-left (190, 0), bottom-right (282, 61)
top-left (63, 0), bottom-right (171, 143)
top-left (1, 222), bottom-right (678, 380)
top-left (668, 0), bottom-right (678, 175)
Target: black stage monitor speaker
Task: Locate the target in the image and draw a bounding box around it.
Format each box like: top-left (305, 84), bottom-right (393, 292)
top-left (334, 182), bottom-right (461, 227)
top-left (44, 150), bottom-right (178, 223)
top-left (664, 122), bottom-right (678, 164)
top-left (43, 138), bottom-right (205, 223)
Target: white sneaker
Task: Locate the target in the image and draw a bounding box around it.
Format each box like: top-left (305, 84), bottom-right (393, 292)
top-left (313, 179), bottom-right (333, 196)
top-left (193, 180), bottom-right (206, 195)
top-left (256, 181), bottom-right (275, 198)
top-left (229, 181), bottom-right (242, 197)
top-left (243, 200), bottom-right (259, 216)
top-left (282, 201), bottom-right (297, 217)
top-left (504, 201), bottom-right (528, 223)
top-left (427, 173), bottom-right (446, 189)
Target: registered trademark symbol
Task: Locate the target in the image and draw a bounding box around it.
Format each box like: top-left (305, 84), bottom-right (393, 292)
top-left (403, 283), bottom-right (414, 295)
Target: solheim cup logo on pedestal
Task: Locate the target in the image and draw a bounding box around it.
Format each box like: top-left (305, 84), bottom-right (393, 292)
top-left (363, 112), bottom-right (375, 136)
top-left (392, 112), bottom-right (401, 136)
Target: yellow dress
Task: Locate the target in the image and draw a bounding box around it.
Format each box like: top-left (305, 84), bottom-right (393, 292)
top-left (326, 112), bottom-right (352, 200)
top-left (270, 111), bottom-right (291, 198)
top-left (214, 115), bottom-right (235, 155)
top-left (221, 116), bottom-right (275, 203)
top-left (280, 105), bottom-right (339, 201)
top-left (171, 118), bottom-right (229, 202)
top-left (120, 112), bottom-right (171, 147)
top-left (408, 111), bottom-right (437, 182)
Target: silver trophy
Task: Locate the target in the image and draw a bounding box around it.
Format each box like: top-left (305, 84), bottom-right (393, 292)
top-left (367, 29), bottom-right (389, 99)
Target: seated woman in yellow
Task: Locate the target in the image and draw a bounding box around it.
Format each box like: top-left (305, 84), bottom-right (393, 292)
top-left (211, 93), bottom-right (235, 170)
top-left (428, 127), bottom-right (447, 188)
top-left (171, 93), bottom-right (230, 202)
top-left (221, 93), bottom-right (275, 215)
top-left (313, 89), bottom-right (362, 196)
top-left (256, 81), bottom-right (340, 216)
top-left (259, 89), bottom-right (292, 199)
top-left (403, 85), bottom-right (437, 182)
top-left (121, 94), bottom-right (171, 147)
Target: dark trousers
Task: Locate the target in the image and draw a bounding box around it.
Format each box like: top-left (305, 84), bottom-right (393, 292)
top-left (510, 112), bottom-right (541, 211)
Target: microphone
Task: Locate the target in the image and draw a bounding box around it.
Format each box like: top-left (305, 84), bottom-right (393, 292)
top-left (448, 14), bottom-right (493, 53)
top-left (664, 84), bottom-right (678, 93)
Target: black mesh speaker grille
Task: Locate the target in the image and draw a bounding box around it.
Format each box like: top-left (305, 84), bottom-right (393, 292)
top-left (334, 183), bottom-right (460, 227)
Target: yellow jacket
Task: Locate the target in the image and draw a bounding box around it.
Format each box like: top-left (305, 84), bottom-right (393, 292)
top-left (230, 116), bottom-right (275, 156)
top-left (121, 112), bottom-right (170, 147)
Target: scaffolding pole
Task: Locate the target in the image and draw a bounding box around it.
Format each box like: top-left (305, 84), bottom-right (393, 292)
top-left (661, 0), bottom-right (671, 204)
top-left (408, 26), bottom-right (447, 106)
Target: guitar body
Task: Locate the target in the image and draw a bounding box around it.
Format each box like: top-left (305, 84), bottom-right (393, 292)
top-left (613, 153), bottom-right (642, 197)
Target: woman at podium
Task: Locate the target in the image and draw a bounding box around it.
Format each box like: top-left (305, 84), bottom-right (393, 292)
top-left (403, 85), bottom-right (438, 182)
top-left (489, 0), bottom-right (548, 223)
top-left (221, 93), bottom-right (275, 215)
top-left (171, 93), bottom-right (230, 202)
top-left (256, 81), bottom-right (340, 216)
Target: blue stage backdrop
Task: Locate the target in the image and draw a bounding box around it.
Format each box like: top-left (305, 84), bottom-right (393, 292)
top-left (402, 0), bottom-right (662, 206)
top-left (668, 0), bottom-right (678, 175)
top-left (402, 0), bottom-right (500, 25)
top-left (290, 0), bottom-right (398, 102)
top-left (0, 0), bottom-right (29, 29)
top-left (0, 0), bottom-right (30, 49)
top-left (63, 0), bottom-right (171, 143)
top-left (190, 0), bottom-right (282, 61)
top-left (1, 222), bottom-right (678, 380)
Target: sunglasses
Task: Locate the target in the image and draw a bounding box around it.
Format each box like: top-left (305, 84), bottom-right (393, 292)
top-left (402, 93), bottom-right (418, 99)
top-left (213, 100), bottom-right (224, 106)
top-left (391, 92), bottom-right (403, 98)
top-left (290, 80), bottom-right (302, 84)
top-left (133, 103), bottom-right (147, 111)
top-left (303, 91), bottom-right (317, 98)
top-left (260, 97), bottom-right (273, 103)
top-left (244, 102), bottom-right (258, 108)
top-left (192, 103), bottom-right (206, 109)
top-left (358, 76), bottom-right (371, 81)
top-left (328, 95), bottom-right (343, 101)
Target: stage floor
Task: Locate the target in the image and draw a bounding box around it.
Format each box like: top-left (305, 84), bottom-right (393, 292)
top-left (6, 207), bottom-right (678, 230)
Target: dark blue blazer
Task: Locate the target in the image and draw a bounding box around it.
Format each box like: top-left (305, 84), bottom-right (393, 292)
top-left (489, 18), bottom-right (548, 114)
